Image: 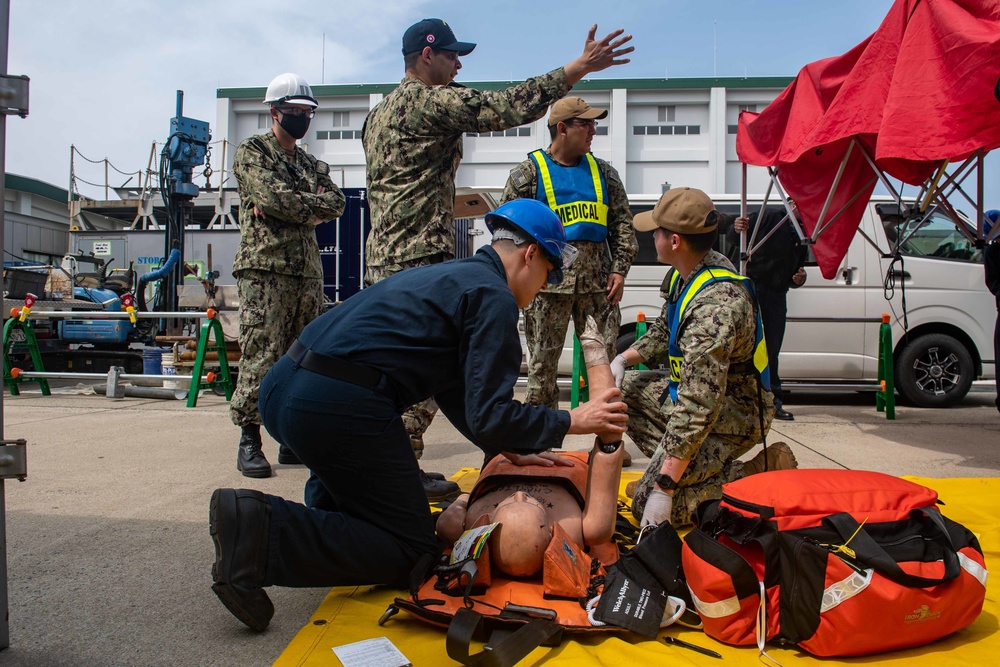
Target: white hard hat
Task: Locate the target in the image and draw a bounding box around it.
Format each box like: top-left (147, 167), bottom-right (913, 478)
top-left (263, 73), bottom-right (318, 108)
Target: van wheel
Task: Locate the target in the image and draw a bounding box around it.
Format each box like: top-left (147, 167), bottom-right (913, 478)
top-left (895, 334), bottom-right (974, 408)
top-left (615, 331), bottom-right (636, 356)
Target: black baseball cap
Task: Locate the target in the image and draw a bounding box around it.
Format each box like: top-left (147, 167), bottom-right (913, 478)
top-left (402, 18), bottom-right (476, 56)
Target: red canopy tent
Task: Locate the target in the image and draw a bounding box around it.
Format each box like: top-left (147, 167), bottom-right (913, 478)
top-left (737, 0), bottom-right (1000, 278)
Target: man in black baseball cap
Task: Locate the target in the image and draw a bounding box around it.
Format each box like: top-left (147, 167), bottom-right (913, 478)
top-left (363, 18), bottom-right (633, 500)
top-left (402, 18), bottom-right (476, 56)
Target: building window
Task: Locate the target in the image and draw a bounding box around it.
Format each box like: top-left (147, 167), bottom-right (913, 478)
top-left (596, 125), bottom-right (609, 136)
top-left (738, 104), bottom-right (757, 113)
top-left (657, 105), bottom-right (676, 122)
top-left (316, 129), bottom-right (362, 140)
top-left (331, 111), bottom-right (350, 127)
top-left (464, 127), bottom-right (531, 138)
top-left (632, 124), bottom-right (701, 136)
top-left (728, 124), bottom-right (739, 134)
top-left (257, 113), bottom-right (270, 130)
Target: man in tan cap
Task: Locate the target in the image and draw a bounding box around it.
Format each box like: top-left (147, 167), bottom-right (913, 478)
top-left (501, 97), bottom-right (637, 440)
top-left (611, 187), bottom-right (795, 529)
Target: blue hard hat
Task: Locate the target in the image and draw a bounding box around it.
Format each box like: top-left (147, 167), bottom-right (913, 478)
top-left (486, 199), bottom-right (578, 284)
top-left (985, 209), bottom-right (999, 234)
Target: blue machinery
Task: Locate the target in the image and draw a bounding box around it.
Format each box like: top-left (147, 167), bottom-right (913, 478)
top-left (157, 90), bottom-right (210, 318)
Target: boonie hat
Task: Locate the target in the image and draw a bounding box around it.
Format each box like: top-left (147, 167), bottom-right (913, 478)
top-left (402, 18), bottom-right (476, 56)
top-left (633, 187), bottom-right (720, 234)
top-left (548, 97), bottom-right (608, 126)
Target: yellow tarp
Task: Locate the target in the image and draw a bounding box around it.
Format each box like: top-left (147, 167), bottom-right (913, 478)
top-left (275, 473), bottom-right (1000, 666)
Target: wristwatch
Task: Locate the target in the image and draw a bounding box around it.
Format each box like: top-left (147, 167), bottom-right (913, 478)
top-left (655, 473), bottom-right (679, 492)
top-left (598, 439), bottom-right (622, 454)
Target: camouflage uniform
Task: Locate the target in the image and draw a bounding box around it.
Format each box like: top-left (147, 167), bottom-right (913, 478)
top-left (501, 152), bottom-right (637, 408)
top-left (362, 68), bottom-right (570, 276)
top-left (362, 68), bottom-right (570, 445)
top-left (626, 250), bottom-right (774, 526)
top-left (230, 131), bottom-right (346, 428)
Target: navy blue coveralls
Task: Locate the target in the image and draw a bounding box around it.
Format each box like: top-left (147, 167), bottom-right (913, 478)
top-left (726, 208), bottom-right (807, 410)
top-left (257, 247), bottom-right (571, 588)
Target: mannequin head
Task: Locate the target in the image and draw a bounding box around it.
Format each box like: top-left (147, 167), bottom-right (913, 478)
top-left (488, 492), bottom-right (553, 577)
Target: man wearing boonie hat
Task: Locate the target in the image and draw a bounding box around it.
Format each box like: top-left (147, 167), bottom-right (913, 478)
top-left (610, 187), bottom-right (793, 529)
top-left (362, 19), bottom-right (634, 499)
top-left (501, 97), bottom-right (637, 461)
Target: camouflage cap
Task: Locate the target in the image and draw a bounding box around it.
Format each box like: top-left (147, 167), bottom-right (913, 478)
top-left (402, 18), bottom-right (476, 56)
top-left (633, 187), bottom-right (720, 234)
top-left (547, 97), bottom-right (608, 126)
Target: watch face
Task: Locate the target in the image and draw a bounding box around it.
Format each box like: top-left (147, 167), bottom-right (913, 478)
top-left (656, 474), bottom-right (678, 491)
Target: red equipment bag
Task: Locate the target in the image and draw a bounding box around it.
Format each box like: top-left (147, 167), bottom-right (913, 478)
top-left (681, 469), bottom-right (988, 657)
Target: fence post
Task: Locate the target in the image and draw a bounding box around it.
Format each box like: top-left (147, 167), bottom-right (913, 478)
top-left (570, 334), bottom-right (590, 408)
top-left (876, 313), bottom-right (895, 419)
top-left (635, 312), bottom-right (648, 370)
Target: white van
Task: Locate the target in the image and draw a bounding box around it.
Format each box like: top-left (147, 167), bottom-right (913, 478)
top-left (605, 194), bottom-right (996, 408)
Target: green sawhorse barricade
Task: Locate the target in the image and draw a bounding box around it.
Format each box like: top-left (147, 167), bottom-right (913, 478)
top-left (571, 312), bottom-right (649, 409)
top-left (3, 303), bottom-right (51, 396)
top-left (185, 309), bottom-right (235, 407)
top-left (3, 301), bottom-right (234, 407)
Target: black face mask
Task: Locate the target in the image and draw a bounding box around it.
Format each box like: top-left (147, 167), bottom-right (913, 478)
top-left (278, 113), bottom-right (311, 140)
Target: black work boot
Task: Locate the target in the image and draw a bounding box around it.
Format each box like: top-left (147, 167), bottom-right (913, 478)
top-left (210, 488), bottom-right (274, 632)
top-left (277, 445), bottom-right (301, 465)
top-left (421, 470), bottom-right (461, 501)
top-left (237, 425), bottom-right (272, 479)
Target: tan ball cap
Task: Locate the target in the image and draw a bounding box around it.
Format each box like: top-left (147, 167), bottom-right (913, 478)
top-left (632, 187), bottom-right (719, 234)
top-left (548, 97), bottom-right (608, 126)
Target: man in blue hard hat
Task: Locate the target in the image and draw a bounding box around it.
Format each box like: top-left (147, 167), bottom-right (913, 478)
top-left (208, 199), bottom-right (629, 633)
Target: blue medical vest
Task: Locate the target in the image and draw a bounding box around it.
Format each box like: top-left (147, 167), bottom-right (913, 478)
top-left (529, 150), bottom-right (609, 242)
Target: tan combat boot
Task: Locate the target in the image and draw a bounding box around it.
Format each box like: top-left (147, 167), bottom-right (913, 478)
top-left (743, 441), bottom-right (798, 476)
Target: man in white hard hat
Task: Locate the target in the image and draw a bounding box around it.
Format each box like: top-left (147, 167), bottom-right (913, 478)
top-left (229, 73), bottom-right (345, 479)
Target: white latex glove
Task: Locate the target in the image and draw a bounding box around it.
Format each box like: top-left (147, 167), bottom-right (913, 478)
top-left (610, 354), bottom-right (627, 388)
top-left (640, 488), bottom-right (674, 528)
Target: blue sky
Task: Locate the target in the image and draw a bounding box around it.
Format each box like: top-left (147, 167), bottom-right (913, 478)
top-left (7, 0), bottom-right (997, 209)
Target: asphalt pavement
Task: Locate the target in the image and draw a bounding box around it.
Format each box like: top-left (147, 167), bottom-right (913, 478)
top-left (0, 381), bottom-right (997, 666)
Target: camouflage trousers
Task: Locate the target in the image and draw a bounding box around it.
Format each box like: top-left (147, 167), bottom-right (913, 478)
top-left (623, 370), bottom-right (758, 527)
top-left (524, 291), bottom-right (620, 408)
top-left (230, 270), bottom-right (322, 428)
top-left (366, 253), bottom-right (452, 454)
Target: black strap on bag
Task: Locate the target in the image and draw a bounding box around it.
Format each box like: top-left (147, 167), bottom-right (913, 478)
top-left (445, 607), bottom-right (563, 667)
top-left (825, 509), bottom-right (961, 587)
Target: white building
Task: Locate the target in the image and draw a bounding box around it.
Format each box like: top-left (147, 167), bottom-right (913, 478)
top-left (215, 76), bottom-right (792, 197)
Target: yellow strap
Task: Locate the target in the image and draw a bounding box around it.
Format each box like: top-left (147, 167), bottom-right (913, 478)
top-left (531, 150), bottom-right (558, 209)
top-left (584, 153), bottom-right (604, 205)
top-left (819, 517), bottom-right (869, 560)
top-left (677, 268), bottom-right (744, 320)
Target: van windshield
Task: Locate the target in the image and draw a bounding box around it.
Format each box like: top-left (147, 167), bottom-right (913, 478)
top-left (885, 210), bottom-right (982, 263)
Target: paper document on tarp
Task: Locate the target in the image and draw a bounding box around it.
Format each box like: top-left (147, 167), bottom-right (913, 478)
top-left (332, 637), bottom-right (411, 667)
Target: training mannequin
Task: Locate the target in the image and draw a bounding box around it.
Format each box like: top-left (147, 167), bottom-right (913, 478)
top-left (437, 317), bottom-right (624, 577)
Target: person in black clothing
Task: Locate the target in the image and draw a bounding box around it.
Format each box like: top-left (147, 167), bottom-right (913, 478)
top-left (985, 210), bottom-right (1000, 413)
top-left (208, 199), bottom-right (629, 633)
top-left (729, 203), bottom-right (807, 421)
